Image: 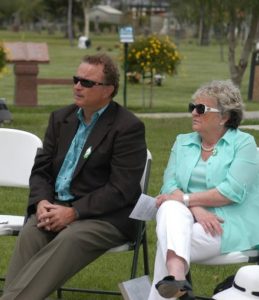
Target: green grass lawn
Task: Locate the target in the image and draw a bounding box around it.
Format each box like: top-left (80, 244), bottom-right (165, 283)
top-left (1, 113), bottom-right (259, 299)
top-left (1, 30), bottom-right (259, 111)
top-left (1, 30), bottom-right (259, 299)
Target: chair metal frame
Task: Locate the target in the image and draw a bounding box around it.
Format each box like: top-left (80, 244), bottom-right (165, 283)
top-left (57, 149), bottom-right (152, 298)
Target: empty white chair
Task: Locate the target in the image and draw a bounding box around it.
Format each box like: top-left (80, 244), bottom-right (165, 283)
top-left (0, 128), bottom-right (42, 235)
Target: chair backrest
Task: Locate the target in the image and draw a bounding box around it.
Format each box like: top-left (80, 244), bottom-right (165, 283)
top-left (140, 149), bottom-right (152, 194)
top-left (0, 128), bottom-right (43, 188)
top-left (107, 149), bottom-right (152, 253)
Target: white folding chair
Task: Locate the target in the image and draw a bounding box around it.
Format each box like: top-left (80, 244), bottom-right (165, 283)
top-left (57, 149), bottom-right (152, 298)
top-left (0, 128), bottom-right (43, 236)
top-left (185, 250), bottom-right (259, 300)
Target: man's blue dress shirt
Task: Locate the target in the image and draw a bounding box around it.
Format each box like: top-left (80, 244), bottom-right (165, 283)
top-left (55, 106), bottom-right (107, 201)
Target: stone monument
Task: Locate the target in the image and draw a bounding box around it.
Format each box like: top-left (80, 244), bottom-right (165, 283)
top-left (4, 42), bottom-right (49, 106)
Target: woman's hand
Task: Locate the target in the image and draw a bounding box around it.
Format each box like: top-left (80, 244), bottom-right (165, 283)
top-left (156, 189), bottom-right (184, 208)
top-left (191, 206), bottom-right (224, 236)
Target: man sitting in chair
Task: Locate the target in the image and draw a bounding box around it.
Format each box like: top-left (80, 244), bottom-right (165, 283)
top-left (1, 53), bottom-right (147, 300)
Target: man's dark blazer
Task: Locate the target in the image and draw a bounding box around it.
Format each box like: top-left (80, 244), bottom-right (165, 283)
top-left (28, 101), bottom-right (147, 241)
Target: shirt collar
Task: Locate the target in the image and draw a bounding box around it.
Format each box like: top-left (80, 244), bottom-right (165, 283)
top-left (77, 104), bottom-right (108, 125)
top-left (218, 128), bottom-right (236, 145)
top-left (182, 129), bottom-right (236, 147)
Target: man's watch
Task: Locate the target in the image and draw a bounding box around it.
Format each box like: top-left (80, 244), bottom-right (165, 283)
top-left (183, 194), bottom-right (190, 207)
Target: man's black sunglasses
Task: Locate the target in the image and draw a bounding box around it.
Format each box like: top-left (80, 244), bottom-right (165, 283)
top-left (73, 76), bottom-right (107, 88)
top-left (188, 103), bottom-right (220, 114)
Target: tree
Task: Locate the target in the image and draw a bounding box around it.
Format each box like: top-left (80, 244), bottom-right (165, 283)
top-left (126, 35), bottom-right (182, 108)
top-left (0, 0), bottom-right (45, 31)
top-left (224, 0), bottom-right (259, 87)
top-left (171, 0), bottom-right (259, 87)
top-left (16, 0), bottom-right (45, 25)
top-left (197, 0), bottom-right (213, 46)
top-left (81, 0), bottom-right (92, 38)
top-left (67, 0), bottom-right (74, 46)
top-left (0, 0), bottom-right (19, 27)
top-left (79, 0), bottom-right (100, 38)
top-left (170, 0), bottom-right (213, 45)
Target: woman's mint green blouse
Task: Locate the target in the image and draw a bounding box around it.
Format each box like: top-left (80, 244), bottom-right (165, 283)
top-left (161, 129), bottom-right (259, 253)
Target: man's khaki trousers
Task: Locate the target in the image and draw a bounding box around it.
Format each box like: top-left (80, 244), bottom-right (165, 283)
top-left (1, 214), bottom-right (126, 300)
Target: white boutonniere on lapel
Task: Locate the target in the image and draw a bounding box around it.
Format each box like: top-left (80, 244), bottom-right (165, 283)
top-left (83, 146), bottom-right (92, 159)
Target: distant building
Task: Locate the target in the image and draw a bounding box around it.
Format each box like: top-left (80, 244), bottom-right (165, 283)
top-left (90, 5), bottom-right (123, 25)
top-left (97, 0), bottom-right (173, 35)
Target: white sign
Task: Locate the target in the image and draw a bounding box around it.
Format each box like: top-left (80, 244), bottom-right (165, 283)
top-left (119, 26), bottom-right (134, 43)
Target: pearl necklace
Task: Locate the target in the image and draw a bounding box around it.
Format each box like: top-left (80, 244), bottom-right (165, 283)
top-left (201, 143), bottom-right (215, 152)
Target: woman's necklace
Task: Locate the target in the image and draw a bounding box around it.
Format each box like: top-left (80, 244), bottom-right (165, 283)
top-left (201, 142), bottom-right (217, 156)
top-left (201, 143), bottom-right (215, 152)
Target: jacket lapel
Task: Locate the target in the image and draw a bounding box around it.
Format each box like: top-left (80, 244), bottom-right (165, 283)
top-left (58, 111), bottom-right (79, 158)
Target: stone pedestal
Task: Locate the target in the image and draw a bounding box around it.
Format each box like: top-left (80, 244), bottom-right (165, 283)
top-left (14, 62), bottom-right (39, 106)
top-left (4, 42), bottom-right (49, 106)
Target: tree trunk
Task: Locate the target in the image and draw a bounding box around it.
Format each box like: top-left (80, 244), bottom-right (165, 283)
top-left (228, 10), bottom-right (259, 87)
top-left (82, 0), bottom-right (90, 37)
top-left (198, 4), bottom-right (204, 45)
top-left (149, 71), bottom-right (154, 109)
top-left (198, 2), bottom-right (210, 46)
top-left (67, 0), bottom-right (74, 46)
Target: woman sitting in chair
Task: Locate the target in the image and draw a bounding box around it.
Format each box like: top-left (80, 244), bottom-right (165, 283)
top-left (148, 80), bottom-right (259, 300)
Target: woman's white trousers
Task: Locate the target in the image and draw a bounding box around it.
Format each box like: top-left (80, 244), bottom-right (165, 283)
top-left (148, 201), bottom-right (221, 300)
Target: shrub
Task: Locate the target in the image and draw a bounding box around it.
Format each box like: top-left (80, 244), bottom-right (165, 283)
top-left (0, 43), bottom-right (7, 77)
top-left (126, 35), bottom-right (182, 77)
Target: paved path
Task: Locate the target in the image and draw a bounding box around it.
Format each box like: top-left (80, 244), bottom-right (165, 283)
top-left (136, 111), bottom-right (259, 120)
top-left (136, 111), bottom-right (259, 131)
top-left (239, 125), bottom-right (259, 130)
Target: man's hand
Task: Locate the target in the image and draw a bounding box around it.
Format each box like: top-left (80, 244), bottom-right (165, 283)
top-left (36, 200), bottom-right (77, 232)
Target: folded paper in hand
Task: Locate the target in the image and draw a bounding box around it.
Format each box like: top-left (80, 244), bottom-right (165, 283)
top-left (129, 193), bottom-right (157, 221)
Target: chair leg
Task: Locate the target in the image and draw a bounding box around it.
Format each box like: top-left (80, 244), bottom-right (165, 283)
top-left (130, 221), bottom-right (148, 279)
top-left (130, 241), bottom-right (141, 278)
top-left (56, 288), bottom-right (62, 299)
top-left (186, 271), bottom-right (192, 284)
top-left (0, 277), bottom-right (5, 294)
top-left (142, 231), bottom-right (150, 275)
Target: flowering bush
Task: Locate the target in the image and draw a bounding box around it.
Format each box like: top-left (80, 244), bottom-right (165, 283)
top-left (126, 35), bottom-right (182, 77)
top-left (0, 44), bottom-right (7, 77)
